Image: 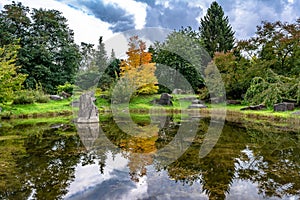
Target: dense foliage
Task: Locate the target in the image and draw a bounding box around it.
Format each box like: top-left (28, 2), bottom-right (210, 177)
top-left (240, 19), bottom-right (300, 106)
top-left (213, 51), bottom-right (251, 99)
top-left (0, 1), bottom-right (81, 93)
top-left (199, 1), bottom-right (235, 57)
top-left (151, 27), bottom-right (206, 93)
top-left (0, 43), bottom-right (26, 103)
top-left (0, 1), bottom-right (299, 109)
top-left (119, 36), bottom-right (158, 95)
top-left (76, 38), bottom-right (120, 91)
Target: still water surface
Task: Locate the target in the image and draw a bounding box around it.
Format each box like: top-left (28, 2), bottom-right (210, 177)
top-left (0, 115), bottom-right (299, 199)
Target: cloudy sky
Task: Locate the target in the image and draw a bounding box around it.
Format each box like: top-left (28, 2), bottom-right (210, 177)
top-left (0, 0), bottom-right (299, 45)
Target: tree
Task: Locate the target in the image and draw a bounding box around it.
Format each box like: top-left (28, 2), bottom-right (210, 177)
top-left (94, 36), bottom-right (108, 74)
top-left (98, 49), bottom-right (120, 90)
top-left (79, 42), bottom-right (95, 71)
top-left (199, 1), bottom-right (235, 57)
top-left (244, 69), bottom-right (300, 107)
top-left (119, 36), bottom-right (158, 95)
top-left (238, 18), bottom-right (300, 106)
top-left (25, 8), bottom-right (81, 93)
top-left (151, 27), bottom-right (206, 92)
top-left (75, 42), bottom-right (99, 91)
top-left (0, 2), bottom-right (81, 93)
top-left (0, 1), bottom-right (30, 46)
top-left (237, 19), bottom-right (300, 77)
top-left (107, 49), bottom-right (120, 79)
top-left (213, 51), bottom-right (251, 99)
top-left (0, 43), bottom-right (27, 103)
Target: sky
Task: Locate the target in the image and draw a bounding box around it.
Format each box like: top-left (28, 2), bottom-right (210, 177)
top-left (0, 0), bottom-right (299, 46)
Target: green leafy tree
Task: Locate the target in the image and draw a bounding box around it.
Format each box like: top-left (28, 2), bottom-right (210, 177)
top-left (244, 69), bottom-right (300, 107)
top-left (75, 42), bottom-right (99, 91)
top-left (0, 43), bottom-right (27, 103)
top-left (98, 49), bottom-right (120, 90)
top-left (152, 27), bottom-right (206, 92)
top-left (238, 18), bottom-right (300, 106)
top-left (0, 1), bottom-right (30, 46)
top-left (26, 8), bottom-right (80, 93)
top-left (95, 36), bottom-right (108, 73)
top-left (0, 2), bottom-right (81, 93)
top-left (77, 37), bottom-right (119, 91)
top-left (79, 42), bottom-right (96, 71)
top-left (107, 49), bottom-right (120, 78)
top-left (199, 1), bottom-right (235, 57)
top-left (238, 19), bottom-right (300, 77)
top-left (213, 51), bottom-right (251, 99)
top-left (94, 36), bottom-right (113, 90)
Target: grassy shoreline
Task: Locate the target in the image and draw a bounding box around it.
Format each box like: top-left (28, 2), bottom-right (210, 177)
top-left (0, 99), bottom-right (73, 119)
top-left (1, 95), bottom-right (300, 130)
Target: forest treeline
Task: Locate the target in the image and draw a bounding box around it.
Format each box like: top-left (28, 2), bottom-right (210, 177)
top-left (0, 1), bottom-right (299, 107)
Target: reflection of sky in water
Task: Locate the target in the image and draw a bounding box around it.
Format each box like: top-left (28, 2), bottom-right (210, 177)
top-left (228, 180), bottom-right (298, 200)
top-left (64, 151), bottom-right (208, 199)
top-left (64, 148), bottom-right (299, 200)
top-left (231, 147), bottom-right (298, 200)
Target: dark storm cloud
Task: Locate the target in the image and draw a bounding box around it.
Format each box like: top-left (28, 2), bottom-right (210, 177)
top-left (56, 0), bottom-right (135, 32)
top-left (109, 20), bottom-right (135, 32)
top-left (81, 1), bottom-right (135, 32)
top-left (56, 0), bottom-right (299, 39)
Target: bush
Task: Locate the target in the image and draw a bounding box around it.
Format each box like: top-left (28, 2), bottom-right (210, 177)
top-left (0, 110), bottom-right (12, 119)
top-left (33, 90), bottom-right (50, 103)
top-left (12, 89), bottom-right (50, 104)
top-left (13, 90), bottom-right (35, 105)
top-left (57, 82), bottom-right (74, 94)
top-left (244, 70), bottom-right (300, 107)
top-left (110, 77), bottom-right (136, 103)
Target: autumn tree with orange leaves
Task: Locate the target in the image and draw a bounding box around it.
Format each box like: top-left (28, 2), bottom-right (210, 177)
top-left (119, 36), bottom-right (158, 95)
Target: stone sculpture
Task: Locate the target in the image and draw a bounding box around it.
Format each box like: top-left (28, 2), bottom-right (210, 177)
top-left (76, 91), bottom-right (99, 123)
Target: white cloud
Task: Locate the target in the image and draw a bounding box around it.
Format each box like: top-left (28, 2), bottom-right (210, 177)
top-left (228, 2), bottom-right (259, 39)
top-left (280, 0), bottom-right (298, 22)
top-left (1, 0), bottom-right (115, 45)
top-left (103, 0), bottom-right (147, 29)
top-left (65, 152), bottom-right (129, 199)
top-left (1, 0), bottom-right (299, 44)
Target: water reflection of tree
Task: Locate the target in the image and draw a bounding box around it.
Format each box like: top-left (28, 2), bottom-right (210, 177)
top-left (0, 139), bottom-right (31, 199)
top-left (163, 122), bottom-right (247, 199)
top-left (14, 126), bottom-right (83, 199)
top-left (100, 115), bottom-right (160, 182)
top-left (237, 128), bottom-right (300, 198)
top-left (120, 125), bottom-right (158, 182)
top-left (95, 115), bottom-right (300, 199)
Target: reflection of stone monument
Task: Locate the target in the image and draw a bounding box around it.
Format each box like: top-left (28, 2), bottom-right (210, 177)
top-left (76, 92), bottom-right (99, 123)
top-left (76, 123), bottom-right (99, 151)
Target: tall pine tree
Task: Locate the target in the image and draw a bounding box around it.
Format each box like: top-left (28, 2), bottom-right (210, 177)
top-left (95, 36), bottom-right (108, 74)
top-left (199, 1), bottom-right (235, 57)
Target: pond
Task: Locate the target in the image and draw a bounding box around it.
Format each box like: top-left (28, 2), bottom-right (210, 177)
top-left (0, 114), bottom-right (299, 200)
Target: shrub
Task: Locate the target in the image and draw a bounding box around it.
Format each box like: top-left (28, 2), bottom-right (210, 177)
top-left (13, 90), bottom-right (35, 105)
top-left (244, 70), bottom-right (300, 107)
top-left (33, 90), bottom-right (50, 103)
top-left (0, 110), bottom-right (12, 119)
top-left (110, 77), bottom-right (136, 103)
top-left (57, 82), bottom-right (74, 94)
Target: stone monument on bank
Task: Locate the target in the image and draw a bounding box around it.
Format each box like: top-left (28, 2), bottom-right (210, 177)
top-left (76, 91), bottom-right (99, 123)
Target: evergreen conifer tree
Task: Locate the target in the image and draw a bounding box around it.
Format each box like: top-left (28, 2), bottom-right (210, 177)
top-left (199, 1), bottom-right (235, 57)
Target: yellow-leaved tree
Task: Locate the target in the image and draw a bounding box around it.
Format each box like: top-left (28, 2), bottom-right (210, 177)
top-left (0, 44), bottom-right (27, 104)
top-left (119, 36), bottom-right (158, 94)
